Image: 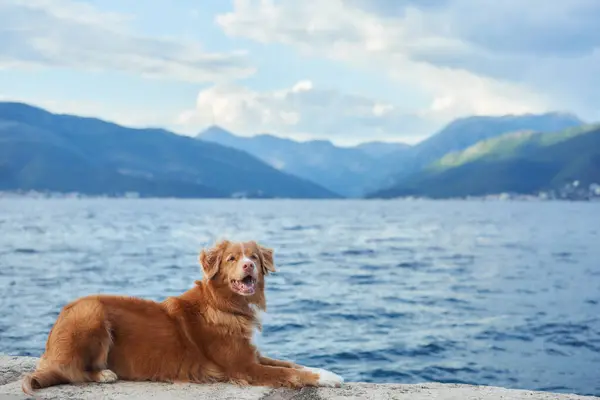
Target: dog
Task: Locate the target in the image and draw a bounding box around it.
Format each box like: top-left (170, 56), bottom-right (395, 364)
top-left (22, 239), bottom-right (343, 396)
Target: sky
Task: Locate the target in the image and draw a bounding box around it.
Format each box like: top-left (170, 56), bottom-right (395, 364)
top-left (1, 0), bottom-right (599, 145)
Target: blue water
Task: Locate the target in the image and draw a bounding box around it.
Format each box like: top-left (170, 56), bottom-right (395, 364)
top-left (0, 199), bottom-right (599, 396)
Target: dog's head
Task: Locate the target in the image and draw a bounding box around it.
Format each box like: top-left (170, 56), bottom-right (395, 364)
top-left (199, 240), bottom-right (276, 305)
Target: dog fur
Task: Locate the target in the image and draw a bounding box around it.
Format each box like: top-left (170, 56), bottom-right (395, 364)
top-left (22, 239), bottom-right (343, 396)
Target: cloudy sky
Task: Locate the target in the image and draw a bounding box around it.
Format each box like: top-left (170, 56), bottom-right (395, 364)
top-left (1, 0), bottom-right (598, 145)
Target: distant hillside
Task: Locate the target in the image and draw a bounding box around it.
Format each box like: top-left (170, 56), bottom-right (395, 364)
top-left (198, 126), bottom-right (410, 197)
top-left (0, 103), bottom-right (339, 199)
top-left (430, 123), bottom-right (598, 171)
top-left (385, 112), bottom-right (585, 182)
top-left (369, 124), bottom-right (600, 199)
top-left (352, 141), bottom-right (411, 158)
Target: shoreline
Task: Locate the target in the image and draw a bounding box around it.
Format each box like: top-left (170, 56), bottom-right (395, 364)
top-left (1, 356), bottom-right (598, 400)
top-left (0, 193), bottom-right (598, 203)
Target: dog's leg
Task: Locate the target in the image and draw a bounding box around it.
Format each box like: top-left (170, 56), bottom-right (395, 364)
top-left (234, 364), bottom-right (343, 388)
top-left (296, 366), bottom-right (345, 387)
top-left (41, 299), bottom-right (116, 386)
top-left (257, 355), bottom-right (301, 369)
top-left (258, 354), bottom-right (344, 386)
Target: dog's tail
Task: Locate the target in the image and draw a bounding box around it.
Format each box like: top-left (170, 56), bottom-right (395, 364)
top-left (22, 366), bottom-right (65, 397)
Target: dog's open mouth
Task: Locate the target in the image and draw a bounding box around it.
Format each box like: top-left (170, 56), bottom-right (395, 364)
top-left (231, 275), bottom-right (257, 295)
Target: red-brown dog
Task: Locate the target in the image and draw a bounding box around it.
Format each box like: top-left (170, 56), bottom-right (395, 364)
top-left (22, 239), bottom-right (343, 396)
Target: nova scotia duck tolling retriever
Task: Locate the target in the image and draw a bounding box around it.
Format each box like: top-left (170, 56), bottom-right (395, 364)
top-left (22, 239), bottom-right (343, 396)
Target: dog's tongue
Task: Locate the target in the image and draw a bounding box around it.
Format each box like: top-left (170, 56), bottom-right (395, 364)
top-left (242, 279), bottom-right (255, 293)
top-left (234, 277), bottom-right (255, 294)
top-left (242, 283), bottom-right (255, 293)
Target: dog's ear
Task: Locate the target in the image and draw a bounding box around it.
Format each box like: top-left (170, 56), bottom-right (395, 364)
top-left (258, 244), bottom-right (276, 275)
top-left (199, 240), bottom-right (228, 280)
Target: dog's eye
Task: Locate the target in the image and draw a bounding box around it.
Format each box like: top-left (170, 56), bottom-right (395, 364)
top-left (226, 255), bottom-right (236, 262)
top-left (250, 254), bottom-right (258, 260)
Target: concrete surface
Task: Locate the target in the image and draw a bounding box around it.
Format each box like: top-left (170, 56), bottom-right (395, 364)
top-left (1, 355), bottom-right (598, 399)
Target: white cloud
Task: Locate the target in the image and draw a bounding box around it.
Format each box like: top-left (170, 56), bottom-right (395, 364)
top-left (392, 0), bottom-right (600, 118)
top-left (0, 0), bottom-right (255, 83)
top-left (5, 0), bottom-right (596, 145)
top-left (201, 0), bottom-right (559, 142)
top-left (428, 0), bottom-right (600, 57)
top-left (174, 80), bottom-right (449, 145)
top-left (216, 0), bottom-right (598, 124)
top-left (292, 80), bottom-right (313, 92)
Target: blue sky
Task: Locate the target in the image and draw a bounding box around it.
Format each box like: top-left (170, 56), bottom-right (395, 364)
top-left (1, 0), bottom-right (599, 145)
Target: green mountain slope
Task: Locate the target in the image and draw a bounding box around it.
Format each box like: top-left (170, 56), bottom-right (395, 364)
top-left (431, 124), bottom-right (600, 171)
top-left (0, 103), bottom-right (339, 198)
top-left (369, 125), bottom-right (600, 199)
top-left (385, 113), bottom-right (584, 182)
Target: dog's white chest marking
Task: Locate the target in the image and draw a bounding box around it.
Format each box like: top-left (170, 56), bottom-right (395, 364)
top-left (250, 305), bottom-right (264, 345)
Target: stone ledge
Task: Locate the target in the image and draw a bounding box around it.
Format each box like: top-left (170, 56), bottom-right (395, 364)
top-left (1, 356), bottom-right (597, 400)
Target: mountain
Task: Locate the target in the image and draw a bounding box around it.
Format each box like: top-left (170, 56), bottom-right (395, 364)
top-left (198, 126), bottom-right (411, 197)
top-left (0, 103), bottom-right (339, 198)
top-left (429, 123), bottom-right (597, 171)
top-left (352, 141), bottom-right (411, 158)
top-left (369, 124), bottom-right (600, 199)
top-left (385, 112), bottom-right (585, 181)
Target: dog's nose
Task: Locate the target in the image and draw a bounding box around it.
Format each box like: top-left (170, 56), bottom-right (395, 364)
top-left (242, 262), bottom-right (254, 272)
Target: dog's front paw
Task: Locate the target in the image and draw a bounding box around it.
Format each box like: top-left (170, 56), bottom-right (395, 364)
top-left (96, 369), bottom-right (118, 383)
top-left (301, 366), bottom-right (344, 387)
